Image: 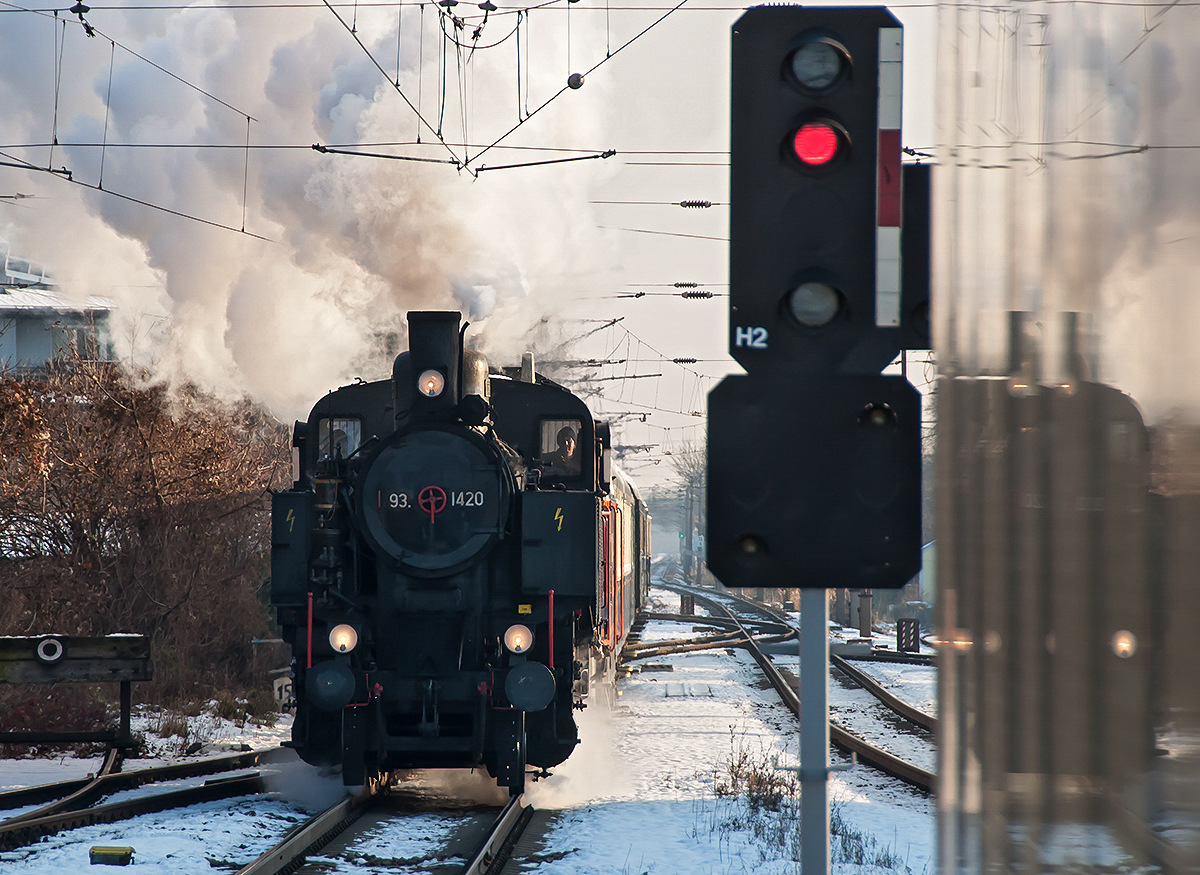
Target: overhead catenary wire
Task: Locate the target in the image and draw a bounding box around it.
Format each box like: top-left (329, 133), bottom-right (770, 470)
top-left (598, 289), bottom-right (724, 298)
top-left (0, 147), bottom-right (274, 239)
top-left (12, 1), bottom-right (1200, 14)
top-left (599, 226), bottom-right (727, 241)
top-left (316, 0), bottom-right (463, 167)
top-left (463, 0), bottom-right (692, 169)
top-left (587, 373), bottom-right (663, 382)
top-left (476, 149), bottom-right (614, 172)
top-left (312, 143), bottom-right (460, 165)
top-left (591, 199), bottom-right (726, 206)
top-left (0, 141), bottom-right (729, 156)
top-left (0, 1), bottom-right (258, 120)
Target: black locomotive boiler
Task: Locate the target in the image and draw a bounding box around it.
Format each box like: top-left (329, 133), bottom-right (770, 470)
top-left (270, 311), bottom-right (650, 793)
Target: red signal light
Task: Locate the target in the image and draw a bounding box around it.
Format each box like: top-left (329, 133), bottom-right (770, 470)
top-left (792, 123), bottom-right (840, 166)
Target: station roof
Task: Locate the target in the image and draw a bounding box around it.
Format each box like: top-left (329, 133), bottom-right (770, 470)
top-left (0, 286), bottom-right (114, 317)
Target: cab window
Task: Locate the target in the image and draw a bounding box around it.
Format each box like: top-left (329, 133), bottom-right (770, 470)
top-left (318, 418), bottom-right (362, 459)
top-left (540, 419), bottom-right (582, 476)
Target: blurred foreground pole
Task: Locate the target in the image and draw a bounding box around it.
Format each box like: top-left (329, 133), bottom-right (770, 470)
top-left (934, 0), bottom-right (1200, 860)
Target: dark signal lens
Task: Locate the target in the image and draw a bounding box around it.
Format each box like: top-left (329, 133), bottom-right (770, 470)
top-left (789, 41), bottom-right (845, 92)
top-left (793, 123), bottom-right (839, 165)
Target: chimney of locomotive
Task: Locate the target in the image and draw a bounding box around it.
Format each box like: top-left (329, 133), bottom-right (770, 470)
top-left (406, 311), bottom-right (462, 417)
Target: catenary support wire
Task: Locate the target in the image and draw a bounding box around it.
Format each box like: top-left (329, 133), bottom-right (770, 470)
top-left (241, 116), bottom-right (251, 232)
top-left (0, 148), bottom-right (274, 240)
top-left (49, 13), bottom-right (66, 169)
top-left (464, 0), bottom-right (691, 170)
top-left (318, 0), bottom-right (460, 164)
top-left (98, 39), bottom-right (115, 189)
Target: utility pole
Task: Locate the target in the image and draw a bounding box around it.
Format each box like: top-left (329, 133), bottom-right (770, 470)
top-left (683, 481), bottom-right (694, 581)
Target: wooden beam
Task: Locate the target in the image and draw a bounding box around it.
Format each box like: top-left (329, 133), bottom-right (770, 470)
top-left (0, 636), bottom-right (152, 683)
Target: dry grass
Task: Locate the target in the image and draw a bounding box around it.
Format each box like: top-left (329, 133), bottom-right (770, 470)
top-left (695, 729), bottom-right (913, 871)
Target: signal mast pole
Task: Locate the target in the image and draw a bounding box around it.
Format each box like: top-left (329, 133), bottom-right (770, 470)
top-left (800, 588), bottom-right (831, 873)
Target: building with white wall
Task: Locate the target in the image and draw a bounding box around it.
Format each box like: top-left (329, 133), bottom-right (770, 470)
top-left (0, 245), bottom-right (112, 368)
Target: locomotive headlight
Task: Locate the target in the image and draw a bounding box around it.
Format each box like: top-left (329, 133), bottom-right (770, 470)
top-left (417, 369), bottom-right (446, 398)
top-left (503, 624), bottom-right (533, 654)
top-left (329, 624), bottom-right (359, 653)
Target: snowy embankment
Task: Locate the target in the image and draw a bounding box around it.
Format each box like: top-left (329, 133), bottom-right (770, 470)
top-left (519, 588), bottom-right (936, 874)
top-left (0, 707), bottom-right (341, 874)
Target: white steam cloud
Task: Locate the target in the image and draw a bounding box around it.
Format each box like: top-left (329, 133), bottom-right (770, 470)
top-left (1, 2), bottom-right (622, 418)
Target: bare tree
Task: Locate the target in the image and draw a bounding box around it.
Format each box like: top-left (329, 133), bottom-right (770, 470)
top-left (0, 352), bottom-right (289, 704)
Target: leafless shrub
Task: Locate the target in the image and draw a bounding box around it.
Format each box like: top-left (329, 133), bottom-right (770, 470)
top-left (0, 352), bottom-right (290, 710)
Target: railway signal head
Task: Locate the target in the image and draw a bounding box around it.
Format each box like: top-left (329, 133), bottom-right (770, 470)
top-left (709, 8), bottom-right (925, 591)
top-left (729, 6), bottom-right (915, 375)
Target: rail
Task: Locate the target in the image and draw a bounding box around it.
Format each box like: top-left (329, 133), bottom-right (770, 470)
top-left (460, 793), bottom-right (534, 875)
top-left (830, 653), bottom-right (937, 733)
top-left (0, 748), bottom-right (275, 827)
top-left (660, 583), bottom-right (935, 794)
top-left (236, 772), bottom-right (390, 875)
top-left (0, 771), bottom-right (267, 851)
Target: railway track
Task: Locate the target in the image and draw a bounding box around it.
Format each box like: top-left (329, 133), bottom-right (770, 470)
top-left (234, 772), bottom-right (387, 875)
top-left (0, 747), bottom-right (290, 851)
top-left (621, 611), bottom-right (795, 659)
top-left (235, 778), bottom-right (533, 875)
top-left (4, 747), bottom-right (534, 874)
top-left (652, 581), bottom-right (936, 793)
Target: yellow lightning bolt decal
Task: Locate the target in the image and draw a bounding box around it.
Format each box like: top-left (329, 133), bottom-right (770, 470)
top-left (286, 508), bottom-right (296, 532)
top-left (554, 507), bottom-right (564, 532)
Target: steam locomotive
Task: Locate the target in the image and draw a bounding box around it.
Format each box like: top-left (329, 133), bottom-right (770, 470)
top-left (270, 311), bottom-right (649, 793)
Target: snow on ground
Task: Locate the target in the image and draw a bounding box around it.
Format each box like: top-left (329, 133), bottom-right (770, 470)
top-left (0, 795), bottom-right (311, 872)
top-left (826, 672), bottom-right (936, 774)
top-left (0, 584), bottom-right (935, 873)
top-left (849, 663), bottom-right (937, 719)
top-left (762, 650), bottom-right (936, 774)
top-left (0, 753), bottom-right (108, 792)
top-left (520, 587), bottom-right (936, 874)
top-left (0, 707), bottom-right (293, 794)
top-left (0, 707), bottom-right (315, 873)
top-left (127, 705), bottom-right (295, 761)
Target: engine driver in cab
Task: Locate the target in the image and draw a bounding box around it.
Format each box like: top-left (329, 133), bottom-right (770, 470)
top-left (543, 426), bottom-right (579, 475)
